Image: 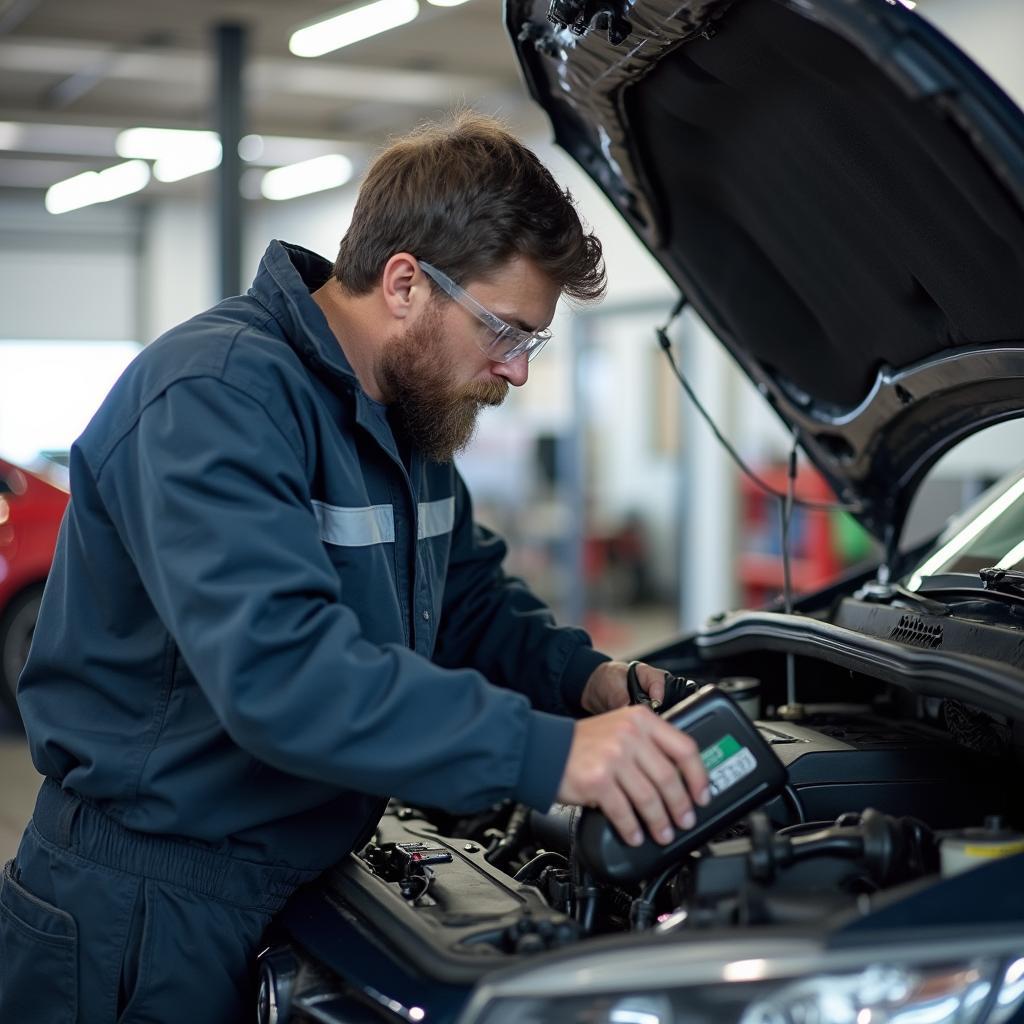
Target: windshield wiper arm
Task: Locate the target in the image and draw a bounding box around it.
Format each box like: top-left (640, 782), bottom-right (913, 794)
top-left (979, 567), bottom-right (1024, 597)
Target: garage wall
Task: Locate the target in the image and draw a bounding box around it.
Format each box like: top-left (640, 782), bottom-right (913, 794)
top-left (244, 185), bottom-right (357, 285)
top-left (141, 199), bottom-right (217, 342)
top-left (0, 197), bottom-right (141, 341)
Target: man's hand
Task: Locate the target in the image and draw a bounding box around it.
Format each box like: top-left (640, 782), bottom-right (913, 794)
top-left (557, 706), bottom-right (711, 848)
top-left (580, 660), bottom-right (666, 715)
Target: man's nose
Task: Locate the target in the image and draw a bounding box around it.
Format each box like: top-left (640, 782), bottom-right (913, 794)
top-left (491, 352), bottom-right (529, 387)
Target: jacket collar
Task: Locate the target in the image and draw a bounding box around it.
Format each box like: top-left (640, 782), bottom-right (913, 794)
top-left (250, 240), bottom-right (420, 480)
top-left (249, 239), bottom-right (360, 387)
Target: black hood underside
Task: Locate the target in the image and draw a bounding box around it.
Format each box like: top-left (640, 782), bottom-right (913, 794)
top-left (508, 0), bottom-right (1024, 540)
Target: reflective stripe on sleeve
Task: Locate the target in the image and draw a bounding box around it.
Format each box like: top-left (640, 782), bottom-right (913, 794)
top-left (312, 500), bottom-right (396, 546)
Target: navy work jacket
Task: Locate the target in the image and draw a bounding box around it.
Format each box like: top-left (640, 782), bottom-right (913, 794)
top-left (19, 241), bottom-right (609, 871)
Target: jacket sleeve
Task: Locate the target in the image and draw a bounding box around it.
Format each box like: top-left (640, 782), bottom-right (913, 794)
top-left (92, 376), bottom-right (573, 813)
top-left (431, 470), bottom-right (611, 717)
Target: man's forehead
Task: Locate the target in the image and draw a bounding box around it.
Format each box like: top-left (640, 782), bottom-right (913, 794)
top-left (487, 305), bottom-right (546, 332)
top-left (490, 302), bottom-right (555, 335)
top-left (472, 258), bottom-right (560, 331)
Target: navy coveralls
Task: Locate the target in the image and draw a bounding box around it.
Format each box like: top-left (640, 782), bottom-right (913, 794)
top-left (0, 241), bottom-right (609, 1022)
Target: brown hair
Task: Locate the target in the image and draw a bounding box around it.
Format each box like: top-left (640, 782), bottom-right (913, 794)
top-left (333, 110), bottom-right (605, 302)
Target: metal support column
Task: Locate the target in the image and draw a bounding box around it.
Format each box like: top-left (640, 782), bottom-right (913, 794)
top-left (561, 315), bottom-right (590, 627)
top-left (214, 23), bottom-right (246, 299)
top-left (679, 312), bottom-right (738, 630)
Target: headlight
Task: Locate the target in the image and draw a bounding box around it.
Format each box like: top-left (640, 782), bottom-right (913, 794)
top-left (742, 961), bottom-right (1000, 1024)
top-left (458, 938), bottom-right (1024, 1024)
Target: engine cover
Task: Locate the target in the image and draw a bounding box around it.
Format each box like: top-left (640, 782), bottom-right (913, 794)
top-left (759, 714), bottom-right (1012, 826)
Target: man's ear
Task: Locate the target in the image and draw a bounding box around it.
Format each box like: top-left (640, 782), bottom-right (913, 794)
top-left (380, 253), bottom-right (425, 321)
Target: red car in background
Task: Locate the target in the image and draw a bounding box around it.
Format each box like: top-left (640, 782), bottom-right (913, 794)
top-left (0, 454), bottom-right (68, 724)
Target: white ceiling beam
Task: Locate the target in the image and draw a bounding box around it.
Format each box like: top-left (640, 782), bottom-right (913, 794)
top-left (0, 38), bottom-right (497, 106)
top-left (0, 0), bottom-right (40, 35)
top-left (0, 122), bottom-right (119, 156)
top-left (0, 156), bottom-right (97, 188)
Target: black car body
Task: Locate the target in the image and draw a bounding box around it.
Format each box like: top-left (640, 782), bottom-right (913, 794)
top-left (257, 2), bottom-right (1024, 1021)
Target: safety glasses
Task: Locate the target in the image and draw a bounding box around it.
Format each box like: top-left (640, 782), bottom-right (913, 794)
top-left (418, 260), bottom-right (552, 363)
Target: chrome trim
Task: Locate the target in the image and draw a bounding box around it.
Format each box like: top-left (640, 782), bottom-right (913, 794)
top-left (460, 934), bottom-right (1024, 1006)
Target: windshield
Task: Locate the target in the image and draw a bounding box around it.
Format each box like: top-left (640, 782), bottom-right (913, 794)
top-left (906, 470), bottom-right (1024, 589)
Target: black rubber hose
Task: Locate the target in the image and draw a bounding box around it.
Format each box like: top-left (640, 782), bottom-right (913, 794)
top-left (789, 831), bottom-right (864, 862)
top-left (485, 804), bottom-right (530, 868)
top-left (777, 820), bottom-right (834, 838)
top-left (782, 784), bottom-right (806, 824)
top-left (575, 868), bottom-right (599, 935)
top-left (512, 851), bottom-right (567, 884)
top-left (630, 862), bottom-right (678, 931)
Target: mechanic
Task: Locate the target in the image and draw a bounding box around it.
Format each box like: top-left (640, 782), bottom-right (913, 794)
top-left (0, 112), bottom-right (709, 1023)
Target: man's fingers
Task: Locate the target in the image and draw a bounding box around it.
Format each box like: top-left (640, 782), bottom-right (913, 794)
top-left (558, 709), bottom-right (711, 852)
top-left (614, 764), bottom-right (677, 846)
top-left (599, 785), bottom-right (644, 847)
top-left (649, 718), bottom-right (711, 807)
top-left (636, 662), bottom-right (666, 704)
top-left (635, 743), bottom-right (695, 833)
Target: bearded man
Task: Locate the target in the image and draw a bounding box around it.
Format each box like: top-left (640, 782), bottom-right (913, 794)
top-left (1, 112), bottom-right (707, 1022)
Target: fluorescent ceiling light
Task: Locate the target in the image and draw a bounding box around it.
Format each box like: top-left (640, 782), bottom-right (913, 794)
top-left (238, 133), bottom-right (355, 166)
top-left (238, 134), bottom-right (265, 161)
top-left (153, 146), bottom-right (222, 182)
top-left (426, 0), bottom-right (472, 6)
top-left (289, 0), bottom-right (419, 58)
top-left (116, 126), bottom-right (222, 183)
top-left (261, 154), bottom-right (353, 200)
top-left (116, 126), bottom-right (219, 160)
top-left (45, 160), bottom-right (150, 215)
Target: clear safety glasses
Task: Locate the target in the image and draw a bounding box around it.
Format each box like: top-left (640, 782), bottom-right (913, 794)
top-left (418, 260), bottom-right (552, 363)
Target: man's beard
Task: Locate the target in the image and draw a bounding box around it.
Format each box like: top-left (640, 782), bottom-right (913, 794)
top-left (377, 304), bottom-right (509, 463)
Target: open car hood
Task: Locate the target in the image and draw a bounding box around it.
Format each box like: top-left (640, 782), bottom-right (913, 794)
top-left (506, 0), bottom-right (1024, 541)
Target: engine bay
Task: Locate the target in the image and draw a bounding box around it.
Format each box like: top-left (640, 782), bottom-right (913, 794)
top-left (322, 667), bottom-right (1024, 986)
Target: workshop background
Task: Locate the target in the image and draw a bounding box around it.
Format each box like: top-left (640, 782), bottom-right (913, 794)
top-left (1, 0), bottom-right (1023, 861)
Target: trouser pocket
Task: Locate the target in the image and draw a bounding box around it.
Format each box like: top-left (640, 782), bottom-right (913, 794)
top-left (116, 877), bottom-right (275, 1024)
top-left (0, 858), bottom-right (78, 1023)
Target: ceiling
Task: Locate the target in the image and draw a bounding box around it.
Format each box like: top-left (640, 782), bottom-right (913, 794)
top-left (6, 0), bottom-right (1019, 205)
top-left (0, 0), bottom-right (545, 196)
